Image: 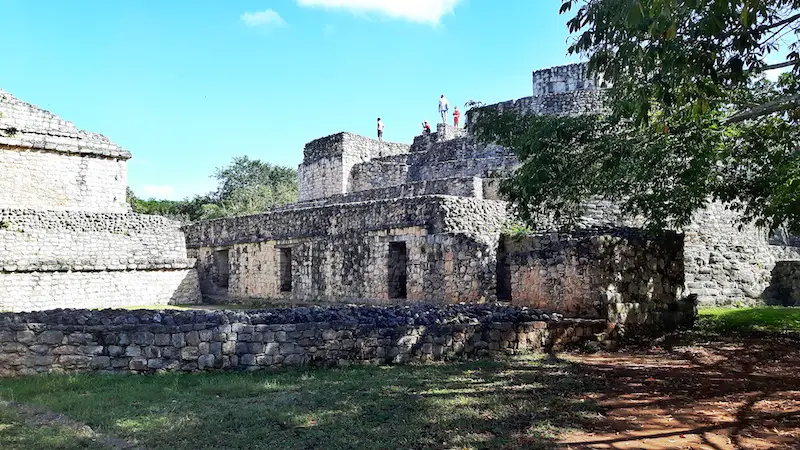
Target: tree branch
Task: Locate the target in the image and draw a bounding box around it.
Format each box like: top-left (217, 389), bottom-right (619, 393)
top-left (754, 13), bottom-right (800, 33)
top-left (756, 60), bottom-right (800, 71)
top-left (726, 93), bottom-right (800, 123)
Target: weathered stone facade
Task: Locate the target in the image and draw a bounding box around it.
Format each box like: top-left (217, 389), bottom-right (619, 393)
top-left (0, 305), bottom-right (612, 376)
top-left (187, 61), bottom-right (798, 318)
top-left (501, 229), bottom-right (687, 322)
top-left (0, 89), bottom-right (201, 311)
top-left (185, 196), bottom-right (507, 304)
top-left (531, 63), bottom-right (604, 97)
top-left (0, 89), bottom-right (129, 213)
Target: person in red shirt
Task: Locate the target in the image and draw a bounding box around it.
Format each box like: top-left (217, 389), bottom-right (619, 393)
top-left (422, 120), bottom-right (431, 136)
top-left (453, 107), bottom-right (461, 128)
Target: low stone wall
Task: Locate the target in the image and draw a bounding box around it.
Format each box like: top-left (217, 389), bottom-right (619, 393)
top-left (0, 270), bottom-right (200, 312)
top-left (764, 261), bottom-right (800, 306)
top-left (0, 305), bottom-right (612, 376)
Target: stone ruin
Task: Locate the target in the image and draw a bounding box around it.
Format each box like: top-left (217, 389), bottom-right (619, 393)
top-left (185, 63), bottom-right (800, 326)
top-left (0, 89), bottom-right (201, 311)
top-left (1, 62), bottom-right (798, 321)
top-left (0, 63), bottom-right (798, 375)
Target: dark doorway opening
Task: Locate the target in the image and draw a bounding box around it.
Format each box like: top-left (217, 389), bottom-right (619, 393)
top-left (279, 248), bottom-right (293, 293)
top-left (496, 237), bottom-right (512, 301)
top-left (213, 249), bottom-right (230, 289)
top-left (388, 242), bottom-right (408, 299)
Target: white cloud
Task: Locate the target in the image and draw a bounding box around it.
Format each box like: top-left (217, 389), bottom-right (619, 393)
top-left (142, 185), bottom-right (177, 199)
top-left (241, 9), bottom-right (286, 27)
top-left (297, 0), bottom-right (462, 25)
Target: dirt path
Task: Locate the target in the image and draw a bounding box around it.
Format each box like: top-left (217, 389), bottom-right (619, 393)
top-left (0, 400), bottom-right (141, 450)
top-left (559, 338), bottom-right (800, 449)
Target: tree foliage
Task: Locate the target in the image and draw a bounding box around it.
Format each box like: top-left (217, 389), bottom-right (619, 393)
top-left (473, 0), bottom-right (800, 234)
top-left (127, 157), bottom-right (298, 222)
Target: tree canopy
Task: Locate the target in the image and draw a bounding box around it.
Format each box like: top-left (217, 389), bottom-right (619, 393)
top-left (128, 156), bottom-right (298, 222)
top-left (472, 0), bottom-right (800, 234)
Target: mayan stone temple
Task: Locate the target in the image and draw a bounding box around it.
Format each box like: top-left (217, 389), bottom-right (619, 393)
top-left (185, 63), bottom-right (800, 328)
top-left (0, 63), bottom-right (797, 378)
top-left (0, 89), bottom-right (201, 311)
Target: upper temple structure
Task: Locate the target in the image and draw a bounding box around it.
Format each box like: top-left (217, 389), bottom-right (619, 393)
top-left (185, 63), bottom-right (799, 329)
top-left (0, 89), bottom-right (201, 311)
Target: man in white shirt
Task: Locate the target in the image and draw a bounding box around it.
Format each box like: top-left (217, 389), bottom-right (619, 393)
top-left (438, 95), bottom-right (449, 123)
top-left (377, 118), bottom-right (385, 141)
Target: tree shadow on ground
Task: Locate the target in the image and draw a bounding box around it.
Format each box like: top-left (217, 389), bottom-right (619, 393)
top-left (1, 337), bottom-right (799, 449)
top-left (0, 354), bottom-right (606, 450)
top-left (560, 336), bottom-right (800, 449)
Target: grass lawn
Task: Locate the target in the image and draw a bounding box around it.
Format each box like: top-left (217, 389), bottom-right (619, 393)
top-left (698, 306), bottom-right (800, 334)
top-left (0, 408), bottom-right (108, 450)
top-left (1, 306), bottom-right (798, 449)
top-left (0, 355), bottom-right (602, 450)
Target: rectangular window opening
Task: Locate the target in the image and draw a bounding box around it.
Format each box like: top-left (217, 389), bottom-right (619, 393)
top-left (279, 248), bottom-right (293, 293)
top-left (388, 242), bottom-right (408, 299)
top-left (213, 249), bottom-right (230, 289)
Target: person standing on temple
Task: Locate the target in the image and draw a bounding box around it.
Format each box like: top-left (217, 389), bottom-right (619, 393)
top-left (453, 107), bottom-right (461, 128)
top-left (377, 118), bottom-right (384, 142)
top-left (438, 95), bottom-right (449, 123)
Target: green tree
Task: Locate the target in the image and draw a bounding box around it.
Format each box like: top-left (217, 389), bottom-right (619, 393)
top-left (473, 0), bottom-right (800, 234)
top-left (127, 157), bottom-right (298, 222)
top-left (202, 156), bottom-right (298, 219)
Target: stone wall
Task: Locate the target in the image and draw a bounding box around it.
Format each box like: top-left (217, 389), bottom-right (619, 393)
top-left (531, 63), bottom-right (602, 96)
top-left (0, 270), bottom-right (200, 312)
top-left (186, 197), bottom-right (508, 305)
top-left (184, 196), bottom-right (508, 249)
top-left (764, 261), bottom-right (800, 306)
top-left (0, 209), bottom-right (190, 268)
top-left (298, 133), bottom-right (410, 201)
top-left (348, 156), bottom-right (409, 193)
top-left (489, 90), bottom-right (608, 118)
top-left (0, 305), bottom-right (612, 376)
top-left (683, 203), bottom-right (800, 307)
top-left (348, 138), bottom-right (518, 193)
top-left (0, 209), bottom-right (201, 311)
top-left (0, 148), bottom-right (128, 213)
top-left (501, 229), bottom-right (690, 329)
top-left (0, 88), bottom-right (130, 213)
top-left (276, 178), bottom-right (484, 211)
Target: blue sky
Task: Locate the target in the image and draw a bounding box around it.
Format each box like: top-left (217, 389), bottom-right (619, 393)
top-left (3, 0), bottom-right (580, 200)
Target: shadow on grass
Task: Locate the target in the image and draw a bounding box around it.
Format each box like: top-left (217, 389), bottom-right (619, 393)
top-left (2, 335), bottom-right (800, 449)
top-left (0, 355), bottom-right (606, 450)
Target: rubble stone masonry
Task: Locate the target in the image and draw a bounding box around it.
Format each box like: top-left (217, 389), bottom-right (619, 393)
top-left (0, 305), bottom-right (613, 377)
